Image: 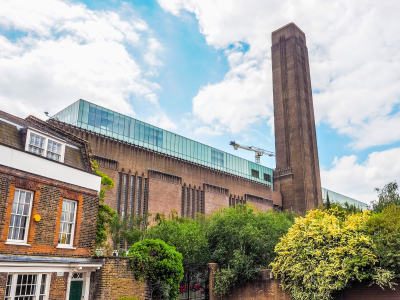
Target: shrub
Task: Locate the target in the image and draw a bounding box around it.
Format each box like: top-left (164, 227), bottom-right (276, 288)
top-left (270, 208), bottom-right (394, 300)
top-left (128, 239), bottom-right (184, 300)
top-left (146, 212), bottom-right (210, 263)
top-left (366, 205), bottom-right (400, 277)
top-left (207, 204), bottom-right (295, 296)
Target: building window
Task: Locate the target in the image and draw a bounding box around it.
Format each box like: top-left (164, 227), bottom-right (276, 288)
top-left (264, 173), bottom-right (271, 182)
top-left (211, 149), bottom-right (224, 167)
top-left (28, 133), bottom-right (45, 155)
top-left (251, 169), bottom-right (259, 178)
top-left (58, 199), bottom-right (77, 247)
top-left (4, 274), bottom-right (49, 300)
top-left (25, 129), bottom-right (65, 162)
top-left (7, 189), bottom-right (33, 244)
top-left (46, 140), bottom-right (62, 161)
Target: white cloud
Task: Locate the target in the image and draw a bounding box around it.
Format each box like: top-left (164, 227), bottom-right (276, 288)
top-left (158, 0), bottom-right (400, 149)
top-left (147, 112), bottom-right (177, 131)
top-left (194, 125), bottom-right (223, 136)
top-left (321, 148), bottom-right (400, 204)
top-left (0, 0), bottom-right (161, 119)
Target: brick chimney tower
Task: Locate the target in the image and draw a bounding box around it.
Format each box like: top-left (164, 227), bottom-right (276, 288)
top-left (272, 23), bottom-right (322, 213)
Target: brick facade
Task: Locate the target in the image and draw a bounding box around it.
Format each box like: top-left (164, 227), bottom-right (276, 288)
top-left (272, 23), bottom-right (322, 213)
top-left (0, 169), bottom-right (99, 257)
top-left (50, 122), bottom-right (282, 218)
top-left (0, 272), bottom-right (7, 299)
top-left (49, 272), bottom-right (69, 300)
top-left (89, 257), bottom-right (146, 300)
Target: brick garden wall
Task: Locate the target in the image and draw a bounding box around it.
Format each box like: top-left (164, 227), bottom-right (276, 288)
top-left (89, 257), bottom-right (146, 300)
top-left (0, 167), bottom-right (99, 257)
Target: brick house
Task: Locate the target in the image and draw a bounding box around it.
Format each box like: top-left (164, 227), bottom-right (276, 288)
top-left (0, 110), bottom-right (103, 300)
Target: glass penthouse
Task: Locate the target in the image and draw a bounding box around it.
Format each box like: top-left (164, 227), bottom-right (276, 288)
top-left (53, 99), bottom-right (274, 188)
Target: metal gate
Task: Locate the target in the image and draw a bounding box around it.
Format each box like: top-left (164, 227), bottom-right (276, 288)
top-left (178, 263), bottom-right (209, 300)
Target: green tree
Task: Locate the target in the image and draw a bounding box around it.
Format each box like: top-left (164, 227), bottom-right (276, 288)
top-left (207, 204), bottom-right (295, 296)
top-left (371, 182), bottom-right (400, 212)
top-left (325, 192), bottom-right (331, 209)
top-left (128, 239), bottom-right (184, 300)
top-left (146, 212), bottom-right (210, 263)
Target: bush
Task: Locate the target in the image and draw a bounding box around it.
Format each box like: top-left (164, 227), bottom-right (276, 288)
top-left (366, 205), bottom-right (400, 277)
top-left (207, 204), bottom-right (295, 296)
top-left (270, 208), bottom-right (394, 300)
top-left (118, 297), bottom-right (139, 300)
top-left (146, 212), bottom-right (210, 263)
top-left (128, 239), bottom-right (184, 300)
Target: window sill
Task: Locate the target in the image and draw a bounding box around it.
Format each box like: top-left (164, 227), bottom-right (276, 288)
top-left (5, 241), bottom-right (31, 246)
top-left (56, 245), bottom-right (76, 249)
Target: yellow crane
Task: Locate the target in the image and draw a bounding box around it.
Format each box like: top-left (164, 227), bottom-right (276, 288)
top-left (230, 141), bottom-right (275, 164)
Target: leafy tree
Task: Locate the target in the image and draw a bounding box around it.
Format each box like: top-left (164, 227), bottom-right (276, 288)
top-left (370, 181), bottom-right (400, 212)
top-left (121, 214), bottom-right (145, 248)
top-left (325, 192), bottom-right (331, 209)
top-left (208, 204), bottom-right (295, 296)
top-left (366, 205), bottom-right (400, 277)
top-left (94, 160), bottom-right (116, 246)
top-left (128, 239), bottom-right (184, 300)
top-left (270, 208), bottom-right (395, 300)
top-left (146, 212), bottom-right (210, 264)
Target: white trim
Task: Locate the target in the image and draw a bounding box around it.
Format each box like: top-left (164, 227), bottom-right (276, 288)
top-left (5, 272), bottom-right (51, 300)
top-left (6, 188), bottom-right (34, 244)
top-left (65, 271), bottom-right (92, 300)
top-left (25, 128), bottom-right (66, 163)
top-left (56, 245), bottom-right (76, 249)
top-left (58, 199), bottom-right (77, 247)
top-left (4, 242), bottom-right (31, 246)
top-left (0, 144), bottom-right (101, 192)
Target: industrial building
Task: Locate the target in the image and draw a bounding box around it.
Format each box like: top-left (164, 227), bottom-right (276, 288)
top-left (51, 23), bottom-right (366, 217)
top-left (51, 25), bottom-right (366, 217)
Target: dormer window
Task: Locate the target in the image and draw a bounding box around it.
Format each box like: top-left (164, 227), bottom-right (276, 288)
top-left (25, 129), bottom-right (65, 163)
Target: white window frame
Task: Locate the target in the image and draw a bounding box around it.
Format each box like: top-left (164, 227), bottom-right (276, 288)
top-left (25, 128), bottom-right (66, 163)
top-left (57, 199), bottom-right (78, 249)
top-left (6, 188), bottom-right (34, 246)
top-left (4, 273), bottom-right (51, 300)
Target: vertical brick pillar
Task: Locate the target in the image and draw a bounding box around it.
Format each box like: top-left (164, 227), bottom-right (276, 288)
top-left (208, 263), bottom-right (219, 300)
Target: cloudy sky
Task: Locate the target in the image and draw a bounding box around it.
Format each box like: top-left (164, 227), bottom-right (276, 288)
top-left (1, 0), bottom-right (399, 204)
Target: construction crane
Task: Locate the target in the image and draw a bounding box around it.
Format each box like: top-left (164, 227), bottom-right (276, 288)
top-left (230, 141), bottom-right (275, 164)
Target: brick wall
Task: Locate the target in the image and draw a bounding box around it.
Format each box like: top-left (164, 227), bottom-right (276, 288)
top-left (49, 272), bottom-right (68, 300)
top-left (204, 191), bottom-right (228, 216)
top-left (89, 257), bottom-right (146, 300)
top-left (52, 124), bottom-right (280, 217)
top-left (148, 178), bottom-right (182, 218)
top-left (334, 280), bottom-right (400, 300)
top-left (0, 168), bottom-right (99, 257)
top-left (246, 194), bottom-right (274, 212)
top-left (0, 272), bottom-right (7, 299)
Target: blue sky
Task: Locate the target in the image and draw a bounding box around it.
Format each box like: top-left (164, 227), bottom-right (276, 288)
top-left (1, 0), bottom-right (400, 203)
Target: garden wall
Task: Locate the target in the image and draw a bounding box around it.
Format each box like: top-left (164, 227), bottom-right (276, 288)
top-left (209, 266), bottom-right (400, 300)
top-left (90, 257), bottom-right (147, 300)
top-left (208, 266), bottom-right (291, 300)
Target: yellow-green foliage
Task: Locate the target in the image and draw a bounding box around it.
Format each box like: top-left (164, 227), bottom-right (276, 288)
top-left (270, 209), bottom-right (378, 300)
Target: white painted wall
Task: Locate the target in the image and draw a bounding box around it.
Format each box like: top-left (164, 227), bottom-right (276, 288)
top-left (0, 144), bottom-right (101, 192)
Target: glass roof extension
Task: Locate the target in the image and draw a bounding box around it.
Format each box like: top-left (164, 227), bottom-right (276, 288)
top-left (53, 99), bottom-right (274, 189)
top-left (322, 188), bottom-right (368, 210)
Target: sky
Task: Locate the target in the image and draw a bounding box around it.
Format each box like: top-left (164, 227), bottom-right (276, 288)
top-left (1, 0), bottom-right (400, 204)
